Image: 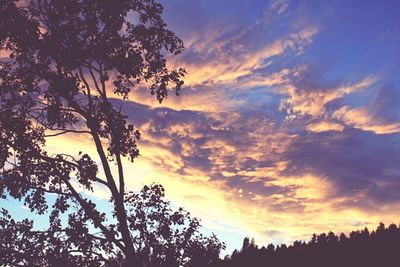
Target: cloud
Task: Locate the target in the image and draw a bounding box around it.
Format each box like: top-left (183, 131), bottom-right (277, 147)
top-left (270, 0), bottom-right (290, 15)
top-left (333, 106), bottom-right (400, 134)
top-left (306, 120), bottom-right (344, 133)
top-left (123, 5), bottom-right (319, 114)
top-left (121, 100), bottom-right (400, 244)
top-left (282, 129), bottom-right (400, 205)
top-left (275, 64), bottom-right (400, 136)
top-left (173, 26), bottom-right (318, 89)
top-left (280, 72), bottom-right (377, 118)
top-left (332, 84), bottom-right (400, 135)
top-left (126, 25), bottom-right (318, 114)
top-left (0, 48), bottom-right (11, 59)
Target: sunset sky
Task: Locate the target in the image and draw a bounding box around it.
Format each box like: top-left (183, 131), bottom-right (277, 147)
top-left (4, 0), bottom-right (400, 254)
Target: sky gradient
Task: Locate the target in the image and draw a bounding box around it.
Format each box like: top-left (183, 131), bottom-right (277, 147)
top-left (4, 0), bottom-right (400, 254)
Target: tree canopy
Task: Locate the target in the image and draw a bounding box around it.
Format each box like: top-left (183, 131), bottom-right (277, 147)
top-left (0, 0), bottom-right (223, 266)
top-left (0, 184), bottom-right (224, 266)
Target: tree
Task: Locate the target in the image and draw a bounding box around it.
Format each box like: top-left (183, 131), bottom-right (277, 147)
top-left (215, 224), bottom-right (400, 267)
top-left (0, 184), bottom-right (225, 266)
top-left (0, 0), bottom-right (223, 266)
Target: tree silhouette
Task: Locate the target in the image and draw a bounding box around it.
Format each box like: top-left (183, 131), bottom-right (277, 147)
top-left (0, 184), bottom-right (225, 266)
top-left (217, 223), bottom-right (400, 267)
top-left (0, 0), bottom-right (223, 266)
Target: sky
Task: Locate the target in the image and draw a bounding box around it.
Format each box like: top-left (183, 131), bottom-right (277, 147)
top-left (3, 0), bottom-right (400, 254)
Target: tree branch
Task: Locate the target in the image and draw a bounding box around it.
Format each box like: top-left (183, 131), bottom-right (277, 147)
top-left (26, 112), bottom-right (88, 136)
top-left (98, 62), bottom-right (107, 98)
top-left (50, 163), bottom-right (126, 253)
top-left (116, 153), bottom-right (125, 195)
top-left (78, 66), bottom-right (93, 111)
top-left (88, 64), bottom-right (103, 97)
top-left (44, 129), bottom-right (91, 137)
top-left (55, 69), bottom-right (136, 259)
top-left (93, 177), bottom-right (109, 187)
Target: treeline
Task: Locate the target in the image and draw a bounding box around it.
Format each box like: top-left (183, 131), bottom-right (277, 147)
top-left (210, 223), bottom-right (400, 267)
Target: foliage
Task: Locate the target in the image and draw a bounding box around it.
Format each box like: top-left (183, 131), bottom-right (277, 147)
top-left (0, 185), bottom-right (224, 266)
top-left (0, 0), bottom-right (222, 266)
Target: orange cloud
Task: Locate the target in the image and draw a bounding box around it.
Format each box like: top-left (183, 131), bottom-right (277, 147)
top-left (306, 120), bottom-right (344, 133)
top-left (280, 75), bottom-right (377, 118)
top-left (171, 26), bottom-right (318, 89)
top-left (333, 106), bottom-right (400, 134)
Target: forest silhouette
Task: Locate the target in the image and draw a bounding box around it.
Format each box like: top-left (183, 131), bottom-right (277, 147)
top-left (214, 223), bottom-right (400, 267)
top-left (1, 0), bottom-right (400, 266)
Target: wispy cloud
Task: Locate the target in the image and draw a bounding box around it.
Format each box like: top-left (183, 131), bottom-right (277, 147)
top-left (334, 106), bottom-right (400, 134)
top-left (172, 26), bottom-right (318, 89)
top-left (332, 84), bottom-right (400, 134)
top-left (306, 120), bottom-right (344, 133)
top-left (280, 71), bottom-right (377, 118)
